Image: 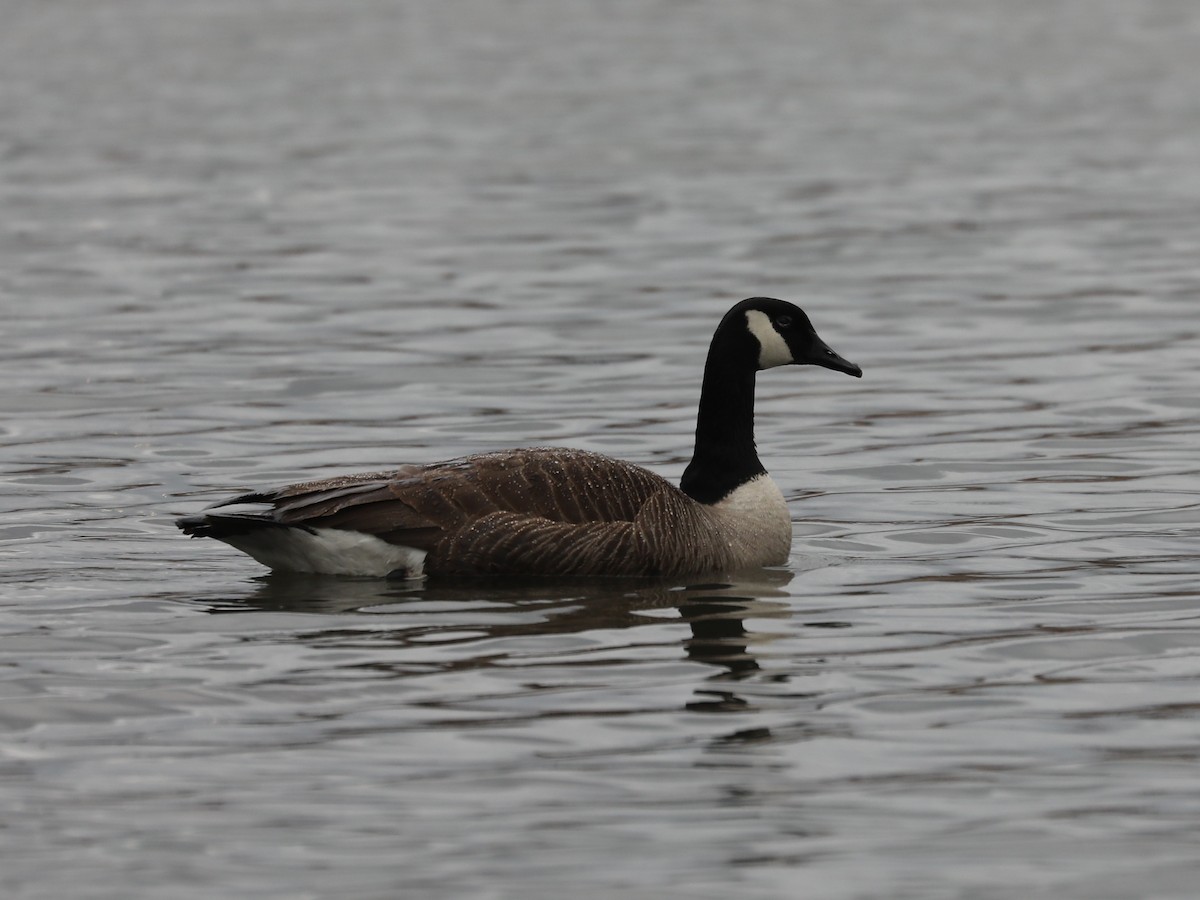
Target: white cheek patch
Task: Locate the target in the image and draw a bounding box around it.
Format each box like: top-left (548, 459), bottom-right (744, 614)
top-left (744, 310), bottom-right (793, 369)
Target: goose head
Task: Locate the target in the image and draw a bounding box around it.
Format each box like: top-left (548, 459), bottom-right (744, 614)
top-left (727, 297), bottom-right (862, 377)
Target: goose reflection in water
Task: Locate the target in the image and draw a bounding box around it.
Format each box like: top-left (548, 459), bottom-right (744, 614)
top-left (203, 568), bottom-right (797, 714)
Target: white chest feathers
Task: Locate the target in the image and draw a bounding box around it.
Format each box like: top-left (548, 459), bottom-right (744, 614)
top-left (705, 473), bottom-right (792, 567)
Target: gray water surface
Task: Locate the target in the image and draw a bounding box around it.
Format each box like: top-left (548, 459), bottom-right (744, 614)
top-left (3, 2), bottom-right (1200, 898)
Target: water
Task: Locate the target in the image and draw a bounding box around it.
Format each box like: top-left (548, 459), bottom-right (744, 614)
top-left (3, 1), bottom-right (1200, 897)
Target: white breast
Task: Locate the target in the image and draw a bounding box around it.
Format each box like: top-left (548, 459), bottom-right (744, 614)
top-left (706, 473), bottom-right (792, 568)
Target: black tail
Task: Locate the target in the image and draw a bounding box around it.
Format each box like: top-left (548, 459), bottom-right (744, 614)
top-left (175, 512), bottom-right (298, 540)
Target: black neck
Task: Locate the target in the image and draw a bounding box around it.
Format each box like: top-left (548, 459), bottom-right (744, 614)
top-left (679, 327), bottom-right (765, 504)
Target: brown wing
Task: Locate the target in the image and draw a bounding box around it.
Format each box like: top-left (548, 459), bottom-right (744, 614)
top-left (429, 484), bottom-right (727, 578)
top-left (210, 447), bottom-right (676, 556)
top-left (431, 512), bottom-right (648, 576)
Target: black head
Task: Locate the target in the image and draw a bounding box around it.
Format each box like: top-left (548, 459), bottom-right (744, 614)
top-left (725, 297), bottom-right (862, 378)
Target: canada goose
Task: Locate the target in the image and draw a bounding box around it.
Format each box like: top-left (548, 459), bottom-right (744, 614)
top-left (177, 297), bottom-right (862, 578)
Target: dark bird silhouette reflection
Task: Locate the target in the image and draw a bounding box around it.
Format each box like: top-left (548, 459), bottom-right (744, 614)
top-left (203, 568), bottom-right (795, 718)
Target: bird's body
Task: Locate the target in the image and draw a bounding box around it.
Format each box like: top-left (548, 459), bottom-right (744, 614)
top-left (177, 297), bottom-right (861, 579)
top-left (180, 448), bottom-right (791, 578)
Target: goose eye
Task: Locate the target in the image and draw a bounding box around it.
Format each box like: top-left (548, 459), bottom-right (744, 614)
top-left (774, 315), bottom-right (793, 329)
